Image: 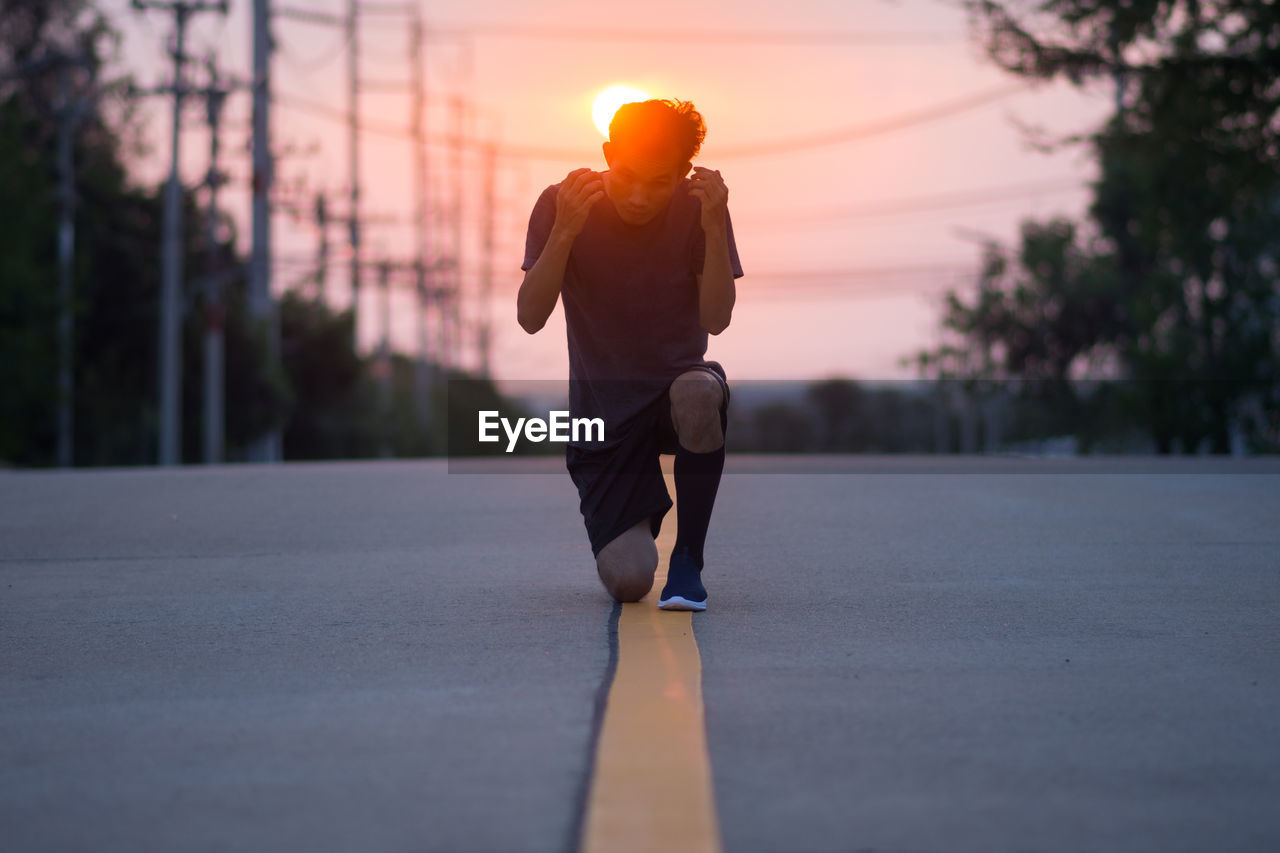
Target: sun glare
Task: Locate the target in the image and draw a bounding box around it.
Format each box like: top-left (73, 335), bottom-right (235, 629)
top-left (592, 85), bottom-right (651, 139)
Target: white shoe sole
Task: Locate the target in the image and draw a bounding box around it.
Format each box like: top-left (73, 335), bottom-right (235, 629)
top-left (658, 596), bottom-right (707, 611)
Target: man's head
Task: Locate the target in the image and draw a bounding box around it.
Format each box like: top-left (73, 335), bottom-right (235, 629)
top-left (602, 99), bottom-right (706, 226)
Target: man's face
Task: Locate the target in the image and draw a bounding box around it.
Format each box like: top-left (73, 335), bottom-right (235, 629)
top-left (602, 141), bottom-right (690, 226)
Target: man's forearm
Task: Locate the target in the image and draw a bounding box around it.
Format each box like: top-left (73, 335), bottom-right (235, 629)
top-left (517, 227), bottom-right (575, 333)
top-left (699, 223), bottom-right (736, 335)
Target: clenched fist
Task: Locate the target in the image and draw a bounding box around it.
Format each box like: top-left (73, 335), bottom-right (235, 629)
top-left (552, 167), bottom-right (605, 238)
top-left (689, 166), bottom-right (728, 231)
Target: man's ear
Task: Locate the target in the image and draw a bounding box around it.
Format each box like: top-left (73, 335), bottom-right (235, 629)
top-left (602, 141), bottom-right (615, 167)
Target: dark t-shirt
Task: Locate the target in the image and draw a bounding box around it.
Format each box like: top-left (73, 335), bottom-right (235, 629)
top-left (521, 176), bottom-right (744, 449)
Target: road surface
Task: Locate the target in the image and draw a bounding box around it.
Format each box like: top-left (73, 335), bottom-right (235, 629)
top-left (2, 456), bottom-right (1278, 852)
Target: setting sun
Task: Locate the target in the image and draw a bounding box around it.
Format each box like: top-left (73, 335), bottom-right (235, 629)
top-left (591, 84), bottom-right (651, 139)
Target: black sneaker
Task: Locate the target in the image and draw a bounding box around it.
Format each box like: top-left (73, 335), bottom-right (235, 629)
top-left (658, 547), bottom-right (707, 611)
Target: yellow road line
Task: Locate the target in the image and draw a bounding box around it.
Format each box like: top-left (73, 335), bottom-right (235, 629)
top-left (580, 465), bottom-right (722, 853)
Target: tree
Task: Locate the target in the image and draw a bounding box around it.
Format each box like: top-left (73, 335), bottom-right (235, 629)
top-left (0, 94), bottom-right (60, 464)
top-left (806, 378), bottom-right (868, 451)
top-left (1, 0), bottom-right (291, 465)
top-left (914, 0), bottom-right (1280, 453)
top-left (276, 291), bottom-right (373, 460)
top-left (746, 401), bottom-right (817, 453)
top-left (1, 0), bottom-right (137, 464)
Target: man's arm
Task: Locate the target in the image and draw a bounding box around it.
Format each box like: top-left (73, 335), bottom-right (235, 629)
top-left (690, 166), bottom-right (735, 335)
top-left (517, 168), bottom-right (603, 334)
top-left (517, 231), bottom-right (573, 335)
top-left (696, 221), bottom-right (735, 335)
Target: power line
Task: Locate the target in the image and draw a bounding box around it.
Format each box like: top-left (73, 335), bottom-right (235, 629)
top-left (275, 91), bottom-right (412, 139)
top-left (742, 266), bottom-right (982, 300)
top-left (271, 9), bottom-right (960, 44)
top-left (745, 278), bottom-right (971, 300)
top-left (274, 90), bottom-right (585, 169)
top-left (494, 83), bottom-right (1033, 161)
top-left (278, 30), bottom-right (349, 74)
top-left (738, 177), bottom-right (1087, 226)
top-left (716, 82), bottom-right (1031, 158)
top-left (747, 261), bottom-right (975, 281)
top-left (277, 81), bottom-right (1038, 163)
top-left (425, 24), bottom-right (960, 45)
top-left (274, 4), bottom-right (413, 32)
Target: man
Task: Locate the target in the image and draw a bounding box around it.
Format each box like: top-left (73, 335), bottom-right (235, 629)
top-left (517, 98), bottom-right (744, 611)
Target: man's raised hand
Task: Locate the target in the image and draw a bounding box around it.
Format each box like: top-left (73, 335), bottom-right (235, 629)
top-left (689, 166), bottom-right (729, 231)
top-left (552, 168), bottom-right (604, 238)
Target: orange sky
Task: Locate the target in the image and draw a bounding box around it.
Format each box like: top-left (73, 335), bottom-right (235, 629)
top-left (111, 0), bottom-right (1113, 384)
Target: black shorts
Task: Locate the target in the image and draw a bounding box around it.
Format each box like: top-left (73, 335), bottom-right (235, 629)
top-left (565, 361), bottom-right (730, 559)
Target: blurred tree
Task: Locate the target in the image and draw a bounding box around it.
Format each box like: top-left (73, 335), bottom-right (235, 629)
top-left (0, 95), bottom-right (60, 464)
top-left (748, 401), bottom-right (817, 453)
top-left (863, 385), bottom-right (939, 452)
top-left (913, 0), bottom-right (1280, 453)
top-left (4, 0), bottom-right (534, 466)
top-left (274, 291), bottom-right (369, 460)
top-left (1, 0), bottom-right (292, 465)
top-left (273, 291), bottom-right (445, 461)
top-left (384, 353), bottom-right (434, 457)
top-left (807, 378), bottom-right (868, 451)
top-left (1, 0), bottom-right (138, 465)
top-left (912, 220), bottom-right (1128, 451)
top-left (442, 373), bottom-right (542, 457)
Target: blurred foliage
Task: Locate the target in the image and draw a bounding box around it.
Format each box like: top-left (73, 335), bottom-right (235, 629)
top-left (0, 0), bottom-right (294, 465)
top-left (743, 400), bottom-right (817, 453)
top-left (444, 378), bottom-right (547, 457)
top-left (730, 380), bottom-right (942, 454)
top-left (729, 377), bottom-right (1192, 455)
top-left (911, 0), bottom-right (1280, 453)
top-left (275, 292), bottom-right (369, 460)
top-left (0, 0), bottom-right (523, 465)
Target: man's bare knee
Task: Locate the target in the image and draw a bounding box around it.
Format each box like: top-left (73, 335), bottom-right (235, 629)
top-left (669, 372), bottom-right (724, 452)
top-left (597, 550), bottom-right (657, 602)
top-left (596, 520), bottom-right (658, 602)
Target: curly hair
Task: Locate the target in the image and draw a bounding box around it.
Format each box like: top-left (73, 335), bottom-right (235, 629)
top-left (608, 99), bottom-right (706, 163)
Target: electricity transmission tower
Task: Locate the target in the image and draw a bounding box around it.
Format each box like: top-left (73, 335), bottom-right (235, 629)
top-left (130, 0), bottom-right (229, 466)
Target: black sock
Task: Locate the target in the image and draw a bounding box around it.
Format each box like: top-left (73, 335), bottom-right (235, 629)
top-left (673, 440), bottom-right (725, 569)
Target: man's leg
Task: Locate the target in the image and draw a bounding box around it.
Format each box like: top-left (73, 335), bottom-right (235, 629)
top-left (668, 370), bottom-right (727, 569)
top-left (595, 517), bottom-right (659, 602)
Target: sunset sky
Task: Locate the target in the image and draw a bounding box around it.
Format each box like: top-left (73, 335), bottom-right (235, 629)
top-left (107, 0), bottom-right (1115, 385)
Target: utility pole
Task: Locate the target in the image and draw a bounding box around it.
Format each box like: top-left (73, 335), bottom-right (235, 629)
top-left (5, 52), bottom-right (93, 467)
top-left (314, 192), bottom-right (329, 300)
top-left (478, 138), bottom-right (495, 378)
top-left (445, 90), bottom-right (466, 373)
top-left (248, 0), bottom-right (280, 462)
top-left (409, 8), bottom-right (434, 428)
top-left (346, 0), bottom-right (362, 352)
top-left (448, 41), bottom-right (475, 374)
top-left (201, 54), bottom-right (231, 465)
top-left (54, 62), bottom-right (89, 468)
top-left (1109, 27), bottom-right (1127, 116)
top-left (133, 0), bottom-right (228, 467)
top-left (378, 258), bottom-right (392, 458)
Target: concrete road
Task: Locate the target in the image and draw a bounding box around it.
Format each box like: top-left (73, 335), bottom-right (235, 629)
top-left (2, 457), bottom-right (1278, 852)
top-left (699, 458), bottom-right (1280, 853)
